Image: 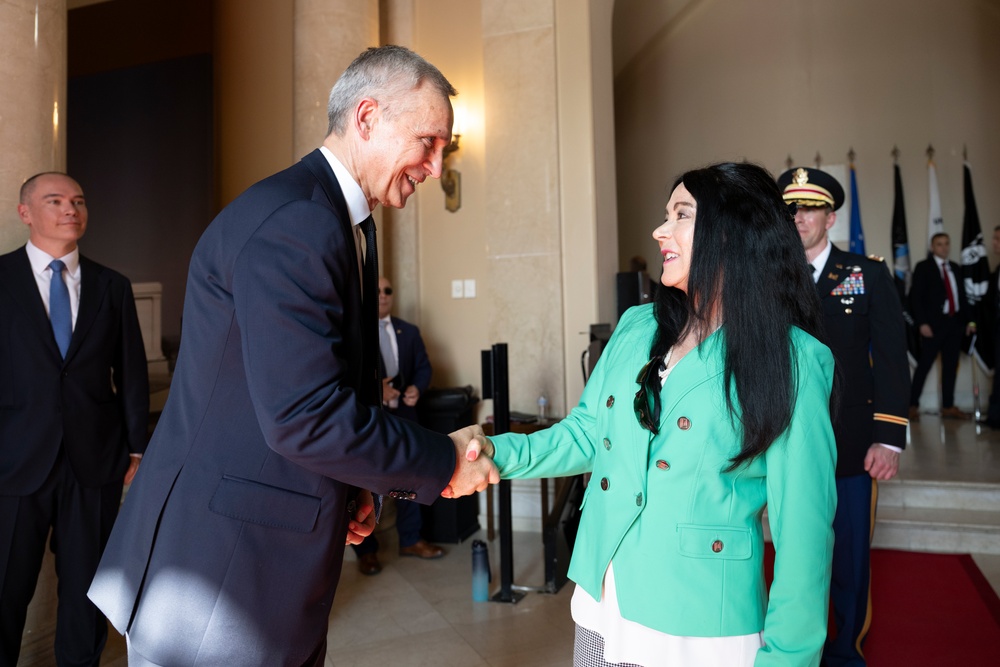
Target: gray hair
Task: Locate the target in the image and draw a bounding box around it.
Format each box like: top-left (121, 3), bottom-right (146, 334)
top-left (326, 45), bottom-right (457, 137)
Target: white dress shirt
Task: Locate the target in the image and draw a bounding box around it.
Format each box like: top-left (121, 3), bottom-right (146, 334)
top-left (26, 240), bottom-right (81, 329)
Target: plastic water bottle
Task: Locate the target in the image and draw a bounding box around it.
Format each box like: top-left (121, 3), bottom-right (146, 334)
top-left (537, 395), bottom-right (549, 424)
top-left (471, 539), bottom-right (491, 601)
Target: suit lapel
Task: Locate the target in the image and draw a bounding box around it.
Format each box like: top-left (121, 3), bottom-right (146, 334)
top-left (0, 247), bottom-right (63, 359)
top-left (657, 328), bottom-right (726, 431)
top-left (301, 149), bottom-right (357, 272)
top-left (66, 256), bottom-right (105, 363)
top-left (300, 149), bottom-right (380, 404)
top-left (816, 246), bottom-right (845, 297)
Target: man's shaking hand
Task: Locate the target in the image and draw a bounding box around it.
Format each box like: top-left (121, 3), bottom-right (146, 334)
top-left (441, 424), bottom-right (499, 497)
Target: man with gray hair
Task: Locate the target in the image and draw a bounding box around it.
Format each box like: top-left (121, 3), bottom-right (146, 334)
top-left (89, 45), bottom-right (496, 666)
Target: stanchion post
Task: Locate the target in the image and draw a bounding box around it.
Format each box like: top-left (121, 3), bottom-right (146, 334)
top-left (481, 343), bottom-right (524, 604)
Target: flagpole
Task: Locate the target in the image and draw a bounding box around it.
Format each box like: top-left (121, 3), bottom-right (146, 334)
top-left (891, 147), bottom-right (918, 367)
top-left (971, 333), bottom-right (981, 423)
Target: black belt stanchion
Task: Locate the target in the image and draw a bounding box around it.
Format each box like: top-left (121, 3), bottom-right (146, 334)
top-left (481, 343), bottom-right (525, 604)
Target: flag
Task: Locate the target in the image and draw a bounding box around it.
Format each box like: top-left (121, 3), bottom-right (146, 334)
top-left (891, 164), bottom-right (920, 366)
top-left (848, 164), bottom-right (865, 255)
top-left (927, 159), bottom-right (944, 252)
top-left (960, 161), bottom-right (993, 373)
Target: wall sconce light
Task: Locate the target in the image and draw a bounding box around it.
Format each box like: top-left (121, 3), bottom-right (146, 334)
top-left (441, 106), bottom-right (464, 212)
top-left (441, 133), bottom-right (461, 212)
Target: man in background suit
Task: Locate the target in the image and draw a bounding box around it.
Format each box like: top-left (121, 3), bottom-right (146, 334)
top-left (909, 232), bottom-right (976, 420)
top-left (88, 46), bottom-right (496, 666)
top-left (982, 227), bottom-right (1000, 428)
top-left (0, 172), bottom-right (149, 666)
top-left (778, 166), bottom-right (910, 666)
top-left (355, 276), bottom-right (444, 575)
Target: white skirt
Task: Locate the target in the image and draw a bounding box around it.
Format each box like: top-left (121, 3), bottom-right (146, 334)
top-left (570, 561), bottom-right (763, 666)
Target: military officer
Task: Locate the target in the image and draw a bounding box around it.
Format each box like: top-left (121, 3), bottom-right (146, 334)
top-left (778, 166), bottom-right (911, 666)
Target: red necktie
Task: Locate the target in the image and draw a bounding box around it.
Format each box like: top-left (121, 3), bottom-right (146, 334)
top-left (941, 262), bottom-right (956, 315)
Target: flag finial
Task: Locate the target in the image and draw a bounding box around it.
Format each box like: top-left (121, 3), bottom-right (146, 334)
top-left (926, 144), bottom-right (935, 161)
top-left (963, 144), bottom-right (968, 161)
top-left (848, 147), bottom-right (856, 164)
top-left (814, 151), bottom-right (822, 168)
top-left (891, 145), bottom-right (900, 163)
top-left (785, 154), bottom-right (793, 170)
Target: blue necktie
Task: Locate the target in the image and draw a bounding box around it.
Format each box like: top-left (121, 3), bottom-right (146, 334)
top-left (49, 259), bottom-right (72, 358)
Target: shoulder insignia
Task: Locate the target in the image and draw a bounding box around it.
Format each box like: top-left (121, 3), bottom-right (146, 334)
top-left (867, 253), bottom-right (885, 262)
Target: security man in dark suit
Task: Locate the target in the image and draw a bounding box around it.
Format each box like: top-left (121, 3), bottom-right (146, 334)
top-left (778, 166), bottom-right (910, 666)
top-left (909, 232), bottom-right (976, 420)
top-left (0, 172), bottom-right (149, 666)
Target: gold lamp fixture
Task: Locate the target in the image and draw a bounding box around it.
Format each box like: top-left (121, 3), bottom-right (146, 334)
top-left (441, 134), bottom-right (461, 212)
top-left (441, 107), bottom-right (464, 212)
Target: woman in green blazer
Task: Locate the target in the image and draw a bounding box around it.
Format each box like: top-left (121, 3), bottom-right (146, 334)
top-left (469, 163), bottom-right (837, 666)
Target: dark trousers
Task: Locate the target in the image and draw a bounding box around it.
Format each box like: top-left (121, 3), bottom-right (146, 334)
top-left (910, 316), bottom-right (964, 408)
top-left (0, 453), bottom-right (122, 667)
top-left (351, 498), bottom-right (423, 556)
top-left (823, 474), bottom-right (877, 667)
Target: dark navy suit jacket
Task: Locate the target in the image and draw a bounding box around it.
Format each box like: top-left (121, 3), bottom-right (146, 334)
top-left (909, 256), bottom-right (972, 330)
top-left (0, 247), bottom-right (149, 495)
top-left (89, 150), bottom-right (455, 666)
top-left (383, 315), bottom-right (432, 423)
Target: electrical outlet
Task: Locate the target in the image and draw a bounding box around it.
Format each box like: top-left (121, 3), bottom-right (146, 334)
top-left (451, 279), bottom-right (464, 298)
top-left (463, 279), bottom-right (476, 298)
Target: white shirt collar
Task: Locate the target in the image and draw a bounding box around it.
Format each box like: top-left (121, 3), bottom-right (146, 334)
top-left (26, 239), bottom-right (80, 277)
top-left (379, 315), bottom-right (392, 325)
top-left (319, 146), bottom-right (371, 227)
top-left (810, 240), bottom-right (833, 282)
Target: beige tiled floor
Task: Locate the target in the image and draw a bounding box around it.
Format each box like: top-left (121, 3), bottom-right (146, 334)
top-left (328, 529), bottom-right (576, 667)
top-left (901, 407), bottom-right (1000, 483)
top-left (17, 410), bottom-right (1000, 666)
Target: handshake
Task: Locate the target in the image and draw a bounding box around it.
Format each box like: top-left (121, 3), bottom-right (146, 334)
top-left (346, 425), bottom-right (499, 546)
top-left (441, 424), bottom-right (499, 498)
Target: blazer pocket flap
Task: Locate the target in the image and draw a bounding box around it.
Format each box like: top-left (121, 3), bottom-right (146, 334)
top-left (676, 524), bottom-right (752, 560)
top-left (210, 475), bottom-right (320, 533)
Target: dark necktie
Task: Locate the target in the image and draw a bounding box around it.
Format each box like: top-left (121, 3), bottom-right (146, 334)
top-left (360, 216), bottom-right (382, 402)
top-left (941, 262), bottom-right (956, 315)
top-left (49, 260), bottom-right (72, 358)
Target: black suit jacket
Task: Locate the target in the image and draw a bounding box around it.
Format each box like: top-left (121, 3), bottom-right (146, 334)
top-left (909, 256), bottom-right (972, 330)
top-left (383, 315), bottom-right (432, 423)
top-left (0, 247), bottom-right (149, 496)
top-left (90, 149), bottom-right (456, 666)
top-left (817, 246), bottom-right (910, 476)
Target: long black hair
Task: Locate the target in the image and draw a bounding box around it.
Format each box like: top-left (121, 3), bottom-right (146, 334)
top-left (650, 161), bottom-right (825, 468)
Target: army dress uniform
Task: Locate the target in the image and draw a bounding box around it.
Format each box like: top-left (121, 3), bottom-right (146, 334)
top-left (779, 166), bottom-right (910, 667)
top-left (816, 247), bottom-right (910, 474)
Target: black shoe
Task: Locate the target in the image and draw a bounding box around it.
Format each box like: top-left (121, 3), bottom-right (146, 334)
top-left (358, 552), bottom-right (382, 575)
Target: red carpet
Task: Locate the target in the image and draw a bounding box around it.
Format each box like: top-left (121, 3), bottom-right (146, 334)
top-left (765, 547), bottom-right (1000, 663)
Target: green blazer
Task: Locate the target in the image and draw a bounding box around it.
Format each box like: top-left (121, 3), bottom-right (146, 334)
top-left (491, 305), bottom-right (837, 666)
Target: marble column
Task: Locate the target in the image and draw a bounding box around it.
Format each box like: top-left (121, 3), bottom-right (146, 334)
top-left (376, 0), bottom-right (421, 324)
top-left (0, 0), bottom-right (66, 253)
top-left (293, 0), bottom-right (378, 159)
top-left (482, 0), bottom-right (566, 412)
